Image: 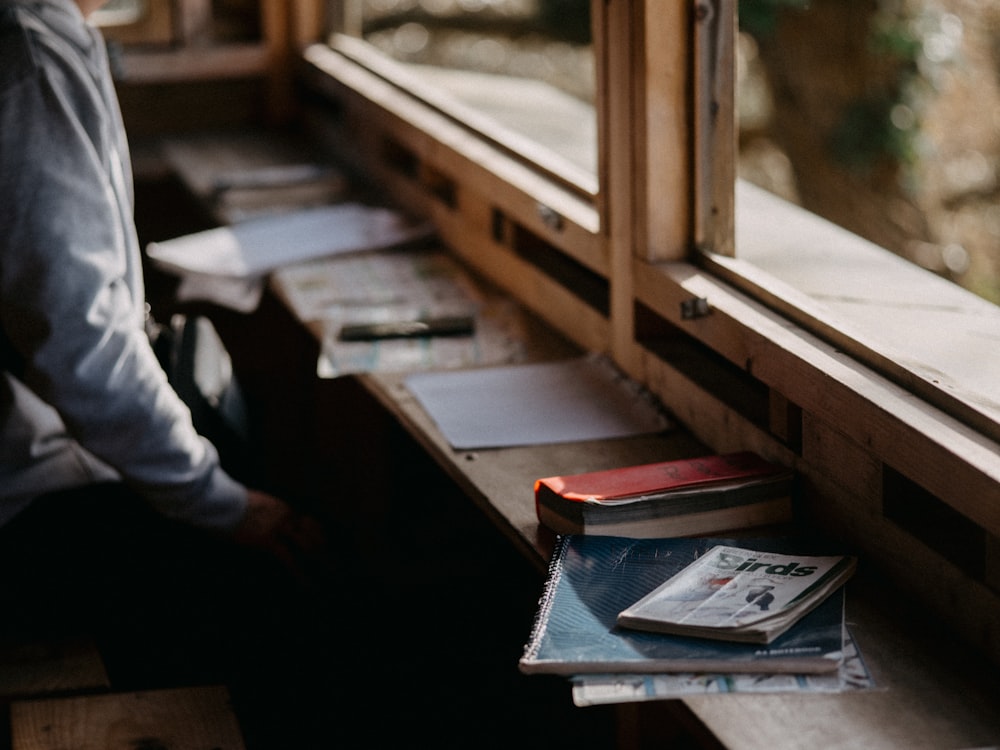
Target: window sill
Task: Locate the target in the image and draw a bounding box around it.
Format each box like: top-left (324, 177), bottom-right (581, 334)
top-left (717, 179), bottom-right (1000, 443)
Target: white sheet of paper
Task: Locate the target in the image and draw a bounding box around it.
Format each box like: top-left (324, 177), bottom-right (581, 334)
top-left (146, 203), bottom-right (432, 278)
top-left (404, 356), bottom-right (670, 450)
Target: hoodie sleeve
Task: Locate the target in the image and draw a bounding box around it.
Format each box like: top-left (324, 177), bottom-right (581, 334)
top-left (0, 4), bottom-right (247, 531)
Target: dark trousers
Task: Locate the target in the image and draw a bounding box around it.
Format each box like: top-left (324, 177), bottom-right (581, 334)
top-left (0, 483), bottom-right (345, 749)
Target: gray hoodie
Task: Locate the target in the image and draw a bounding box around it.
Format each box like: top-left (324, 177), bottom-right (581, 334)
top-left (0, 0), bottom-right (246, 530)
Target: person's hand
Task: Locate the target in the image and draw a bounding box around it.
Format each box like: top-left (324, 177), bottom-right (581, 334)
top-left (231, 490), bottom-right (331, 584)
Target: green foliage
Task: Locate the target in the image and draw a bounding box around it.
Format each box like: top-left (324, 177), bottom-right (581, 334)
top-left (828, 3), bottom-right (943, 180)
top-left (738, 0), bottom-right (810, 39)
top-left (738, 0), bottom-right (946, 181)
top-left (870, 13), bottom-right (924, 60)
top-left (829, 96), bottom-right (915, 172)
top-left (538, 0), bottom-right (591, 45)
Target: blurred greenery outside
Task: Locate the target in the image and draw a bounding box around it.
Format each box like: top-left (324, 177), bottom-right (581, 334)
top-left (359, 0), bottom-right (1000, 306)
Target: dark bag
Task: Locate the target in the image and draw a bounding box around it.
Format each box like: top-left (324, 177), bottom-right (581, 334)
top-left (149, 314), bottom-right (255, 480)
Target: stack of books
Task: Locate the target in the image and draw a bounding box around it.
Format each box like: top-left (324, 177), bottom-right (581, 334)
top-left (521, 453), bottom-right (864, 704)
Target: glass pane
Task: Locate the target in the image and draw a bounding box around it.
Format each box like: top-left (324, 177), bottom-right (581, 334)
top-left (737, 1), bottom-right (1000, 307)
top-left (345, 0), bottom-right (597, 182)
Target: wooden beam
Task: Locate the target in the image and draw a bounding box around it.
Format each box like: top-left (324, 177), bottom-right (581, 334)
top-left (693, 0), bottom-right (735, 256)
top-left (116, 43), bottom-right (269, 82)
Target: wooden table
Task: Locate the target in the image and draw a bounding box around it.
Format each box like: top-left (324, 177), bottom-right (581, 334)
top-left (357, 368), bottom-right (1000, 750)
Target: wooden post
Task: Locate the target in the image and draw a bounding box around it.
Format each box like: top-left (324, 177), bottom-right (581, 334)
top-left (693, 0), bottom-right (735, 256)
top-left (174, 0), bottom-right (213, 45)
top-left (261, 0), bottom-right (293, 124)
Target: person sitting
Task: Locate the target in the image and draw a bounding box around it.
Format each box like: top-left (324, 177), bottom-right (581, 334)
top-left (0, 0), bottom-right (344, 744)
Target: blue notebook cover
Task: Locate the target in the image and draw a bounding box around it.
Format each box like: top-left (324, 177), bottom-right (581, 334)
top-left (519, 535), bottom-right (847, 676)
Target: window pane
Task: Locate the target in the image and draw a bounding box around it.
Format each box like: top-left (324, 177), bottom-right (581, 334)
top-left (343, 0), bottom-right (597, 182)
top-left (737, 1), bottom-right (1000, 307)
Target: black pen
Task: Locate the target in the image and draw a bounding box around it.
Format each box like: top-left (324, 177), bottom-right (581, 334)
top-left (337, 315), bottom-right (475, 342)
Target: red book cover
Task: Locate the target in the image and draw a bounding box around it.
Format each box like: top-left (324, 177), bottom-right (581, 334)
top-left (534, 451), bottom-right (787, 503)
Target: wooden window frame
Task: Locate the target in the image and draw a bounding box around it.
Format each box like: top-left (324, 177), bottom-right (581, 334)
top-left (294, 0), bottom-right (1000, 664)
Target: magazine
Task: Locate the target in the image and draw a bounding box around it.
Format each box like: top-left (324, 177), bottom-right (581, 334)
top-left (616, 544), bottom-right (857, 644)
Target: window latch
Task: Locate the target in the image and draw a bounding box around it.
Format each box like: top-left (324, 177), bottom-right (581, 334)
top-left (681, 296), bottom-right (711, 319)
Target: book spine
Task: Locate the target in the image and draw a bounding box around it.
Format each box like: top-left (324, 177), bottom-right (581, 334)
top-left (584, 478), bottom-right (792, 512)
top-left (542, 453), bottom-right (787, 503)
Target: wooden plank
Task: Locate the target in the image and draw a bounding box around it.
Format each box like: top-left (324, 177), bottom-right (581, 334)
top-left (640, 0), bottom-right (693, 261)
top-left (641, 348), bottom-right (792, 461)
top-left (800, 410), bottom-right (883, 506)
top-left (174, 0), bottom-right (212, 46)
top-left (11, 686), bottom-right (245, 750)
top-left (692, 0), bottom-right (735, 256)
top-left (261, 0), bottom-right (295, 124)
top-left (599, 0), bottom-right (640, 375)
top-left (0, 637), bottom-right (109, 700)
top-left (290, 0), bottom-right (327, 48)
top-left (116, 43), bottom-right (270, 83)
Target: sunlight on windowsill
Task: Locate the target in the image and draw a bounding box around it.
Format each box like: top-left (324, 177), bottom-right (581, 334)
top-left (732, 179), bottom-right (1000, 433)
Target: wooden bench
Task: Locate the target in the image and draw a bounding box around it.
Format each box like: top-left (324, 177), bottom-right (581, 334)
top-left (10, 685), bottom-right (244, 750)
top-left (0, 636), bottom-right (109, 703)
top-left (0, 636), bottom-right (244, 749)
